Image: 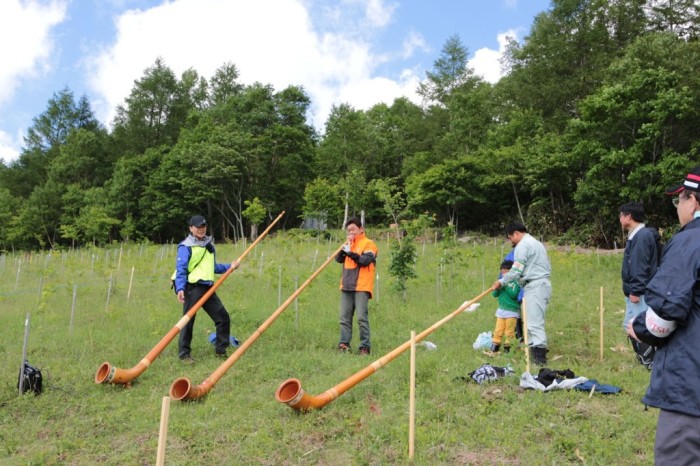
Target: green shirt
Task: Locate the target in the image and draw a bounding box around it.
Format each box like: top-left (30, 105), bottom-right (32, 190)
top-left (492, 281), bottom-right (521, 313)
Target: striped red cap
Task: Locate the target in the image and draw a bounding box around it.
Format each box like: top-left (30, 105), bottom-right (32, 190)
top-left (665, 166), bottom-right (700, 195)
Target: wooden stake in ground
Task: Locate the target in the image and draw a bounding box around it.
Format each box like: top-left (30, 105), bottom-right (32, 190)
top-left (127, 266), bottom-right (135, 302)
top-left (105, 274), bottom-right (113, 311)
top-left (522, 297), bottom-right (530, 374)
top-left (37, 276), bottom-right (44, 303)
top-left (311, 249), bottom-right (318, 271)
top-left (409, 330), bottom-right (416, 461)
top-left (278, 266), bottom-right (282, 306)
top-left (599, 286), bottom-right (604, 361)
top-left (156, 396), bottom-right (170, 466)
top-left (19, 313), bottom-right (31, 395)
top-left (70, 285), bottom-right (77, 334)
top-left (294, 276), bottom-right (299, 331)
top-left (375, 273), bottom-right (380, 303)
top-left (15, 262), bottom-right (21, 290)
top-left (435, 269), bottom-right (441, 304)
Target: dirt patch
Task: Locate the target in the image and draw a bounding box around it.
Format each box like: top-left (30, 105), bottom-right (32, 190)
top-left (453, 447), bottom-right (521, 465)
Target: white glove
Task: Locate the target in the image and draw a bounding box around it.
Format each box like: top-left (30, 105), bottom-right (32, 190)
top-left (463, 302), bottom-right (480, 312)
top-left (342, 244), bottom-right (351, 253)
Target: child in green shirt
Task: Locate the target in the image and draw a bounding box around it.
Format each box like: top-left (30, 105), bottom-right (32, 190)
top-left (486, 260), bottom-right (521, 354)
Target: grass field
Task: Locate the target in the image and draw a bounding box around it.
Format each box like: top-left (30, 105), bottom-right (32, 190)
top-left (0, 231), bottom-right (657, 465)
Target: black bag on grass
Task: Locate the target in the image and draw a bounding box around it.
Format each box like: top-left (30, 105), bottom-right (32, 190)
top-left (18, 360), bottom-right (42, 395)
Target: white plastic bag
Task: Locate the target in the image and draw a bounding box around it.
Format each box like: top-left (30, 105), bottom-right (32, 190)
top-left (462, 302), bottom-right (481, 312)
top-left (421, 341), bottom-right (437, 350)
top-left (472, 331), bottom-right (492, 350)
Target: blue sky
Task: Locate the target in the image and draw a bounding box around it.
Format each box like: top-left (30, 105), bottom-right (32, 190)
top-left (0, 0), bottom-right (551, 163)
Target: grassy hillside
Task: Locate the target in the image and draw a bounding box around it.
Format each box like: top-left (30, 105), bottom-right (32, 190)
top-left (0, 232), bottom-right (656, 465)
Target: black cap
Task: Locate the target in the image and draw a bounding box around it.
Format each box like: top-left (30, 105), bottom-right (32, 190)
top-left (666, 166), bottom-right (700, 195)
top-left (500, 259), bottom-right (514, 270)
top-left (189, 215), bottom-right (207, 227)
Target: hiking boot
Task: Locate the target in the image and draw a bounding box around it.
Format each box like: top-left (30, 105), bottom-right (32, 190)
top-left (530, 347), bottom-right (548, 366)
top-left (337, 343), bottom-right (351, 353)
top-left (483, 343), bottom-right (500, 356)
top-left (180, 356), bottom-right (196, 365)
top-left (358, 347), bottom-right (371, 356)
top-left (215, 352), bottom-right (228, 359)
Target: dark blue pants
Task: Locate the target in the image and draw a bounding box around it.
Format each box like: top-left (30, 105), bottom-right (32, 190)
top-left (179, 283), bottom-right (230, 358)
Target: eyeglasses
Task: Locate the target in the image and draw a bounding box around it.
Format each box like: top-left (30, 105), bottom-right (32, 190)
top-left (672, 195), bottom-right (694, 207)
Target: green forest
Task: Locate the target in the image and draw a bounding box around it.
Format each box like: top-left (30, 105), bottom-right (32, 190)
top-left (1, 0), bottom-right (699, 251)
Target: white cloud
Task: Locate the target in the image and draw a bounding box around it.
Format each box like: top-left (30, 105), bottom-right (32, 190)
top-left (469, 29), bottom-right (518, 83)
top-left (0, 129), bottom-right (22, 164)
top-left (0, 0), bottom-right (67, 162)
top-left (401, 31), bottom-right (429, 59)
top-left (332, 70), bottom-right (420, 114)
top-left (0, 0), bottom-right (67, 107)
top-left (86, 0), bottom-right (414, 131)
top-left (363, 0), bottom-right (397, 28)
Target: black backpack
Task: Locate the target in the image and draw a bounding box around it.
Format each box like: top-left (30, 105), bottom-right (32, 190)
top-left (18, 360), bottom-right (43, 395)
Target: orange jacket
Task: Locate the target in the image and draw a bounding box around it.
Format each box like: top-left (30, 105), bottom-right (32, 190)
top-left (337, 232), bottom-right (378, 297)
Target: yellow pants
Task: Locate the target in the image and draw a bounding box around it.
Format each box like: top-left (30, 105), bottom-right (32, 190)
top-left (492, 317), bottom-right (517, 346)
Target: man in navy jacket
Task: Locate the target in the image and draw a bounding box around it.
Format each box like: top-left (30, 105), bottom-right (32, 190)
top-left (619, 201), bottom-right (659, 368)
top-left (627, 166), bottom-right (700, 464)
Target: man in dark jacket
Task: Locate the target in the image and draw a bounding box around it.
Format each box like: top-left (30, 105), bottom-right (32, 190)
top-left (627, 166), bottom-right (700, 464)
top-left (619, 201), bottom-right (659, 368)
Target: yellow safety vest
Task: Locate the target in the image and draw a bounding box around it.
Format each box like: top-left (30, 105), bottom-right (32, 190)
top-left (171, 246), bottom-right (216, 284)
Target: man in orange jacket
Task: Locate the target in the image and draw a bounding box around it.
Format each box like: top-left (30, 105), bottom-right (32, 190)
top-left (335, 217), bottom-right (378, 355)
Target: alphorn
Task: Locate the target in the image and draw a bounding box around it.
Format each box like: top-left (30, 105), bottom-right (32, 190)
top-left (95, 211), bottom-right (285, 385)
top-left (169, 244), bottom-right (345, 401)
top-left (275, 286), bottom-right (495, 411)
